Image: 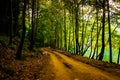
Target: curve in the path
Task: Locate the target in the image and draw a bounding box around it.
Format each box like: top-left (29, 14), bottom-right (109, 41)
top-left (42, 48), bottom-right (120, 80)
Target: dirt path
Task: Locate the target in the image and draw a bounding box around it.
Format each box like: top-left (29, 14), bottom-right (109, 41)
top-left (40, 48), bottom-right (120, 80)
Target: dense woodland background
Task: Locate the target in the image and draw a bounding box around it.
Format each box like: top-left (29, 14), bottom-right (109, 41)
top-left (0, 0), bottom-right (120, 64)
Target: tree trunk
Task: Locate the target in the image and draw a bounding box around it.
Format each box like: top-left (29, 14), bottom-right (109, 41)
top-left (81, 1), bottom-right (84, 55)
top-left (75, 3), bottom-right (79, 55)
top-left (91, 0), bottom-right (99, 59)
top-left (71, 9), bottom-right (75, 54)
top-left (99, 0), bottom-right (106, 61)
top-left (8, 0), bottom-right (13, 45)
top-left (92, 25), bottom-right (102, 59)
top-left (117, 47), bottom-right (120, 64)
top-left (16, 0), bottom-right (26, 59)
top-left (68, 24), bottom-right (71, 52)
top-left (60, 23), bottom-right (63, 50)
top-left (13, 0), bottom-right (20, 36)
top-left (30, 0), bottom-right (35, 50)
top-left (64, 8), bottom-right (67, 51)
top-left (96, 7), bottom-right (99, 59)
top-left (107, 0), bottom-right (112, 63)
top-left (89, 20), bottom-right (95, 58)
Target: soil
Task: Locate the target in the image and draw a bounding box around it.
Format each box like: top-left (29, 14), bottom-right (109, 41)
top-left (39, 48), bottom-right (120, 80)
top-left (0, 45), bottom-right (45, 80)
top-left (0, 46), bottom-right (120, 80)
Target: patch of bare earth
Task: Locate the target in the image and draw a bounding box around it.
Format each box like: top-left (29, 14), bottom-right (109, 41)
top-left (39, 51), bottom-right (55, 80)
top-left (41, 48), bottom-right (120, 80)
top-left (54, 48), bottom-right (120, 79)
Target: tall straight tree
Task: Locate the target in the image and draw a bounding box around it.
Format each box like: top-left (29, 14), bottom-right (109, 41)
top-left (9, 0), bottom-right (20, 45)
top-left (72, 9), bottom-right (76, 54)
top-left (117, 47), bottom-right (120, 64)
top-left (8, 0), bottom-right (13, 45)
top-left (64, 7), bottom-right (67, 51)
top-left (96, 4), bottom-right (99, 59)
top-left (91, 0), bottom-right (99, 59)
top-left (81, 0), bottom-right (85, 55)
top-left (89, 21), bottom-right (95, 58)
top-left (13, 0), bottom-right (20, 36)
top-left (74, 1), bottom-right (79, 55)
top-left (30, 0), bottom-right (35, 50)
top-left (99, 0), bottom-right (106, 60)
top-left (16, 0), bottom-right (26, 59)
top-left (107, 0), bottom-right (112, 63)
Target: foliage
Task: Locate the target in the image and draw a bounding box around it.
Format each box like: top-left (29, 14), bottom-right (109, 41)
top-left (0, 0), bottom-right (120, 63)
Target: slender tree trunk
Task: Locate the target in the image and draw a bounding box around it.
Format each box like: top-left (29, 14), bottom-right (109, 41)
top-left (92, 25), bottom-right (102, 59)
top-left (96, 8), bottom-right (99, 59)
top-left (16, 0), bottom-right (26, 59)
top-left (89, 20), bottom-right (95, 58)
top-left (30, 0), bottom-right (35, 50)
top-left (99, 0), bottom-right (106, 61)
top-left (13, 0), bottom-right (20, 36)
top-left (81, 1), bottom-right (84, 55)
top-left (58, 25), bottom-right (61, 49)
top-left (117, 47), bottom-right (120, 64)
top-left (71, 10), bottom-right (75, 54)
top-left (55, 27), bottom-right (58, 48)
top-left (68, 15), bottom-right (72, 52)
top-left (60, 23), bottom-right (63, 50)
top-left (92, 1), bottom-right (99, 59)
top-left (107, 0), bottom-right (112, 63)
top-left (64, 8), bottom-right (67, 51)
top-left (35, 0), bottom-right (39, 45)
top-left (68, 30), bottom-right (71, 52)
top-left (9, 0), bottom-right (13, 45)
top-left (55, 26), bottom-right (57, 48)
top-left (75, 3), bottom-right (79, 55)
top-left (68, 25), bottom-right (70, 52)
top-left (89, 31), bottom-right (93, 58)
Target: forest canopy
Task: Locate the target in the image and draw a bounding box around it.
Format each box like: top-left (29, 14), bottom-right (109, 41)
top-left (0, 0), bottom-right (120, 64)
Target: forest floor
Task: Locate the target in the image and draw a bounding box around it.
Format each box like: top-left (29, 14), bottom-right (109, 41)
top-left (0, 45), bottom-right (120, 80)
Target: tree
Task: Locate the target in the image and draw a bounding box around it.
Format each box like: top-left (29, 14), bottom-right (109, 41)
top-left (117, 47), bottom-right (120, 64)
top-left (29, 0), bottom-right (35, 50)
top-left (9, 0), bottom-right (20, 45)
top-left (80, 0), bottom-right (85, 55)
top-left (16, 0), bottom-right (27, 59)
top-left (91, 0), bottom-right (100, 59)
top-left (99, 0), bottom-right (106, 61)
top-left (74, 1), bottom-right (79, 55)
top-left (8, 0), bottom-right (13, 45)
top-left (89, 21), bottom-right (95, 58)
top-left (13, 0), bottom-right (20, 36)
top-left (64, 7), bottom-right (67, 51)
top-left (107, 0), bottom-right (112, 63)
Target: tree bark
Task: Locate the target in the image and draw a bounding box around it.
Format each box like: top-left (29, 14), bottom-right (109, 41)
top-left (30, 0), bottom-right (35, 50)
top-left (81, 1), bottom-right (84, 55)
top-left (16, 0), bottom-right (26, 59)
top-left (117, 47), bottom-right (120, 64)
top-left (64, 8), bottom-right (67, 51)
top-left (13, 0), bottom-right (20, 36)
top-left (89, 21), bottom-right (95, 58)
top-left (99, 0), bottom-right (106, 61)
top-left (91, 6), bottom-right (100, 59)
top-left (75, 3), bottom-right (79, 55)
top-left (8, 0), bottom-right (13, 45)
top-left (107, 0), bottom-right (112, 63)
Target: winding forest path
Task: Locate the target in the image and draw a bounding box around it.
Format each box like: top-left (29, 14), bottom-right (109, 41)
top-left (40, 48), bottom-right (120, 80)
